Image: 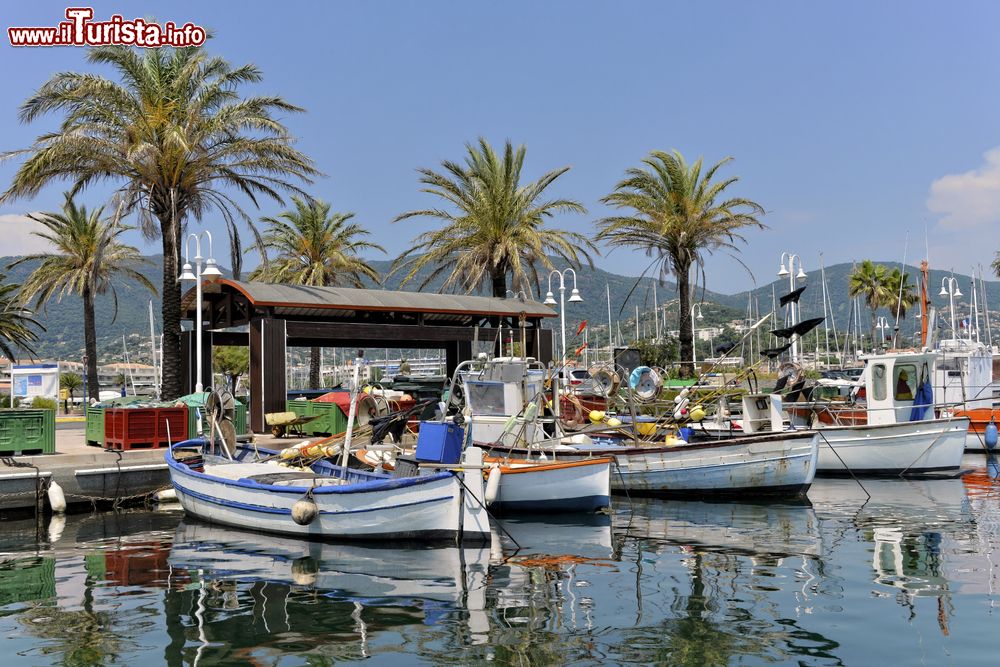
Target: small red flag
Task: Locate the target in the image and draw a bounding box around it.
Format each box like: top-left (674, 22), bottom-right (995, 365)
top-left (576, 320), bottom-right (588, 336)
top-left (574, 343), bottom-right (588, 357)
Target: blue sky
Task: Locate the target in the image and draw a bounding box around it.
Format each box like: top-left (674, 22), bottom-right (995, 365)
top-left (2, 1), bottom-right (1000, 293)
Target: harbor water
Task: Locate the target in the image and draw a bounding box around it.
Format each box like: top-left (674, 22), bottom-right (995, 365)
top-left (1, 453), bottom-right (998, 666)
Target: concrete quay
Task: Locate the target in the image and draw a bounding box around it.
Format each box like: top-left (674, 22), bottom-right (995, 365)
top-left (0, 423), bottom-right (171, 513)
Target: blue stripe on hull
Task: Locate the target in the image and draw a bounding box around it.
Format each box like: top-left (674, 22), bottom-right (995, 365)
top-left (173, 481), bottom-right (453, 516)
top-left (490, 495), bottom-right (611, 514)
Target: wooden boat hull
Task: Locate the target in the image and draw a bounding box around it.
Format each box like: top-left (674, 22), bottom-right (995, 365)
top-left (815, 418), bottom-right (969, 475)
top-left (786, 402), bottom-right (868, 426)
top-left (166, 441), bottom-right (491, 542)
top-left (483, 431), bottom-right (819, 499)
top-left (953, 407), bottom-right (1000, 435)
top-left (484, 456), bottom-right (612, 513)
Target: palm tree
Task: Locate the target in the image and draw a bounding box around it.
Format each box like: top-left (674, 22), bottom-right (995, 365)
top-left (848, 260), bottom-right (890, 341)
top-left (393, 137), bottom-right (595, 297)
top-left (250, 196), bottom-right (383, 388)
top-left (992, 251), bottom-right (1000, 279)
top-left (884, 267), bottom-right (918, 320)
top-left (0, 276), bottom-right (42, 361)
top-left (9, 194), bottom-right (154, 395)
top-left (60, 372), bottom-right (83, 402)
top-left (1, 46), bottom-right (317, 398)
top-left (596, 150), bottom-right (765, 377)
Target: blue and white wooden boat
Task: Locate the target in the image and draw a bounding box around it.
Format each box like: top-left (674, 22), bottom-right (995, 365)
top-left (165, 439), bottom-right (491, 542)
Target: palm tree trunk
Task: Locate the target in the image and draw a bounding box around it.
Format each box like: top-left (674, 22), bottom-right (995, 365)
top-left (491, 269), bottom-right (507, 298)
top-left (309, 347), bottom-right (321, 389)
top-left (158, 210), bottom-right (182, 400)
top-left (82, 285), bottom-right (100, 398)
top-left (677, 266), bottom-right (693, 378)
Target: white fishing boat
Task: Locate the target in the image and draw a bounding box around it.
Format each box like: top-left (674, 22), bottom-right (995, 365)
top-left (482, 455), bottom-right (612, 513)
top-left (455, 356), bottom-right (817, 498)
top-left (486, 430), bottom-right (819, 498)
top-left (165, 439), bottom-right (491, 542)
top-left (783, 349), bottom-right (968, 475)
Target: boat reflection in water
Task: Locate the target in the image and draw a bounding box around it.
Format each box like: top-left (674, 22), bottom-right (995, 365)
top-left (167, 519), bottom-right (494, 660)
top-left (808, 465), bottom-right (1000, 638)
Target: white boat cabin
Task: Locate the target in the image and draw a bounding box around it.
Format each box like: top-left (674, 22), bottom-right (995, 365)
top-left (859, 350), bottom-right (935, 425)
top-left (933, 338), bottom-right (994, 410)
top-left (461, 358), bottom-right (546, 445)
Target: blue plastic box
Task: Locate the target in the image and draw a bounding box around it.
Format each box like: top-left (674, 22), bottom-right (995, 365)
top-left (415, 421), bottom-right (464, 464)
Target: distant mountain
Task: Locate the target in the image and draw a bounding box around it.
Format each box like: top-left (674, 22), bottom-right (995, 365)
top-left (3, 253), bottom-right (998, 361)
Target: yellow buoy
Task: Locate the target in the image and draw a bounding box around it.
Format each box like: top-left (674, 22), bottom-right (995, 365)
top-left (589, 410), bottom-right (606, 423)
top-left (689, 405), bottom-right (706, 422)
top-left (637, 422), bottom-right (657, 437)
top-left (606, 417), bottom-right (622, 428)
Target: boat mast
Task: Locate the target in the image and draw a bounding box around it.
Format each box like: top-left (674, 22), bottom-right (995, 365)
top-left (970, 272), bottom-right (980, 343)
top-left (980, 265), bottom-right (994, 348)
top-left (606, 283), bottom-right (613, 363)
top-left (919, 260), bottom-right (929, 347)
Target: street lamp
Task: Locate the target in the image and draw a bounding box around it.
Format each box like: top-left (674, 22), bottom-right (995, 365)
top-left (691, 303), bottom-right (705, 366)
top-left (939, 276), bottom-right (962, 337)
top-left (778, 252), bottom-right (807, 362)
top-left (875, 316), bottom-right (890, 350)
top-left (544, 269), bottom-right (583, 368)
top-left (179, 231), bottom-right (222, 393)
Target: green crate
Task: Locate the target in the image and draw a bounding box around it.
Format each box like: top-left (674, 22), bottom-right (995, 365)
top-left (286, 399), bottom-right (314, 434)
top-left (86, 406), bottom-right (105, 446)
top-left (0, 557), bottom-right (55, 607)
top-left (234, 401), bottom-right (247, 435)
top-left (311, 402), bottom-right (347, 435)
top-left (186, 400), bottom-right (248, 437)
top-left (0, 409), bottom-right (56, 454)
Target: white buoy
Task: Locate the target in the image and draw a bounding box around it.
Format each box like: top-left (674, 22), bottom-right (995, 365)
top-left (485, 464), bottom-right (502, 504)
top-left (291, 496), bottom-right (319, 525)
top-left (47, 481), bottom-right (67, 514)
top-left (154, 488), bottom-right (177, 503)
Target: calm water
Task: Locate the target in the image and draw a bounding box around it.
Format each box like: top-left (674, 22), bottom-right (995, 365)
top-left (1, 454), bottom-right (999, 666)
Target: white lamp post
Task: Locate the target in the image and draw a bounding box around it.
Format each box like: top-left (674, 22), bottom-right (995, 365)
top-left (939, 276), bottom-right (963, 337)
top-left (543, 269), bottom-right (583, 372)
top-left (690, 303), bottom-right (705, 366)
top-left (875, 316), bottom-right (890, 350)
top-left (179, 231), bottom-right (222, 393)
top-left (778, 252), bottom-right (807, 361)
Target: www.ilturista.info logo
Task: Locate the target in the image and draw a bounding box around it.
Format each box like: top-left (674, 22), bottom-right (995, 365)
top-left (8, 8), bottom-right (206, 47)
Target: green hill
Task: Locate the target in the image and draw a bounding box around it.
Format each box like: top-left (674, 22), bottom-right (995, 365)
top-left (3, 253), bottom-right (998, 362)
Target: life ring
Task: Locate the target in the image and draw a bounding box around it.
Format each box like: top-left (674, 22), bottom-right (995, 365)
top-left (629, 366), bottom-right (662, 402)
top-left (559, 395), bottom-right (585, 431)
top-left (589, 366), bottom-right (621, 398)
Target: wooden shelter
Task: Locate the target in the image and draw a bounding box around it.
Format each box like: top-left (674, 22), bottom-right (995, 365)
top-left (180, 279), bottom-right (555, 432)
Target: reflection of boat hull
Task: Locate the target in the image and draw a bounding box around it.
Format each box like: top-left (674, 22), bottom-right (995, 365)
top-left (169, 519), bottom-right (492, 600)
top-left (816, 418), bottom-right (969, 475)
top-left (488, 431), bottom-right (818, 498)
top-left (484, 457), bottom-right (612, 513)
top-left (166, 441), bottom-right (490, 542)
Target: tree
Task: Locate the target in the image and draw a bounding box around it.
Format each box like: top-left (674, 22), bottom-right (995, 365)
top-left (883, 266), bottom-right (918, 320)
top-left (848, 260), bottom-right (890, 341)
top-left (596, 150), bottom-right (765, 377)
top-left (60, 372), bottom-right (83, 401)
top-left (9, 193), bottom-right (154, 395)
top-left (992, 251), bottom-right (999, 279)
top-left (393, 137), bottom-right (596, 297)
top-left (0, 275), bottom-right (43, 361)
top-left (1, 45), bottom-right (317, 399)
top-left (213, 345), bottom-right (249, 392)
top-left (250, 196), bottom-right (383, 389)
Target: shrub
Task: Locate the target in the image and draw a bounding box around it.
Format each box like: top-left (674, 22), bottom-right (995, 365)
top-left (31, 396), bottom-right (58, 410)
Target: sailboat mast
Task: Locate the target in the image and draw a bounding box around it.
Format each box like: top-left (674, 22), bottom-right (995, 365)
top-left (606, 283), bottom-right (613, 363)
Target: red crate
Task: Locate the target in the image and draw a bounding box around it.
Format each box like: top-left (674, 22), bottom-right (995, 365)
top-left (105, 406), bottom-right (188, 450)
